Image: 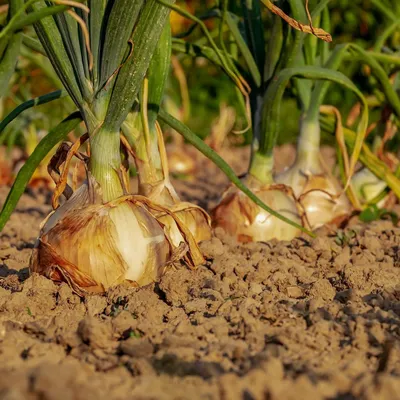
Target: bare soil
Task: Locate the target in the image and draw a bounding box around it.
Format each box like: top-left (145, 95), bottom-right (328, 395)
top-left (0, 145), bottom-right (399, 400)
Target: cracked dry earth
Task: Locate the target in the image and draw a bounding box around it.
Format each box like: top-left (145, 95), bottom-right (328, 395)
top-left (0, 146), bottom-right (400, 400)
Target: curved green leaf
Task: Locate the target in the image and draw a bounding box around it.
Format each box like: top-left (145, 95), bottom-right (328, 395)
top-left (320, 114), bottom-right (400, 200)
top-left (0, 112), bottom-right (82, 232)
top-left (348, 44), bottom-right (400, 119)
top-left (261, 66), bottom-right (369, 181)
top-left (0, 90), bottom-right (68, 136)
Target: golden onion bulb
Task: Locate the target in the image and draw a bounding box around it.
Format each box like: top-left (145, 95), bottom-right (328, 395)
top-left (351, 168), bottom-right (387, 207)
top-left (212, 177), bottom-right (302, 242)
top-left (276, 161), bottom-right (350, 230)
top-left (158, 202), bottom-right (212, 246)
top-left (30, 185), bottom-right (174, 295)
top-left (144, 182), bottom-right (212, 246)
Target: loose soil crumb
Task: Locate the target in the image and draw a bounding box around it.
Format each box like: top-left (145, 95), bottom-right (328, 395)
top-left (0, 146), bottom-right (399, 400)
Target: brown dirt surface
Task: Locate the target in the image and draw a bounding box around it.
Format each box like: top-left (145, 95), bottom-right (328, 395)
top-left (0, 146), bottom-right (399, 400)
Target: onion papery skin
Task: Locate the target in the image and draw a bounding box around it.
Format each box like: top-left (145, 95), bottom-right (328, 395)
top-left (31, 192), bottom-right (171, 295)
top-left (158, 202), bottom-right (212, 247)
top-left (277, 164), bottom-right (351, 230)
top-left (211, 178), bottom-right (302, 243)
top-left (144, 184), bottom-right (212, 246)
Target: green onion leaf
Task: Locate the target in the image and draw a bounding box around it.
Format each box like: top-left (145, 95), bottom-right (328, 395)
top-left (0, 90), bottom-right (68, 136)
top-left (0, 112), bottom-right (82, 232)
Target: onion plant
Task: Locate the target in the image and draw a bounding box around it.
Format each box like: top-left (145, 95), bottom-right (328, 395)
top-left (188, 0), bottom-right (368, 240)
top-left (4, 0), bottom-right (400, 295)
top-left (1, 0), bottom-right (214, 295)
top-left (0, 0), bottom-right (318, 295)
top-left (322, 41), bottom-right (400, 211)
top-left (274, 6), bottom-right (354, 230)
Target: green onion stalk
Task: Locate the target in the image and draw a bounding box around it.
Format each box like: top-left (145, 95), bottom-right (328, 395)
top-left (0, 0), bottom-right (23, 97)
top-left (24, 1), bottom-right (205, 296)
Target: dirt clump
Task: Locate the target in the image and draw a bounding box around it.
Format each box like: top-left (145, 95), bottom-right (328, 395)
top-left (0, 147), bottom-right (400, 400)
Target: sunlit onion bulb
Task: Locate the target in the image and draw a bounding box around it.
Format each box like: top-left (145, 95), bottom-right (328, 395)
top-left (158, 202), bottom-right (212, 247)
top-left (30, 186), bottom-right (171, 295)
top-left (212, 178), bottom-right (302, 242)
top-left (276, 119), bottom-right (351, 229)
top-left (276, 164), bottom-right (350, 230)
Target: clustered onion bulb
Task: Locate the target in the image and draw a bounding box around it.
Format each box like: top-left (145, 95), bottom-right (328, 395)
top-left (30, 181), bottom-right (172, 295)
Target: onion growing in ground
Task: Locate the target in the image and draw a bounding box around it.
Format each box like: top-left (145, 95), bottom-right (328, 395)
top-left (211, 98), bottom-right (303, 242)
top-left (276, 116), bottom-right (350, 229)
top-left (31, 182), bottom-right (166, 294)
top-left (26, 1), bottom-right (205, 294)
top-left (212, 174), bottom-right (302, 242)
top-left (273, 41), bottom-right (370, 230)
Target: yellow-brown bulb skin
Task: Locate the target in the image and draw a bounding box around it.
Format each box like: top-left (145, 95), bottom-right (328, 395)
top-left (277, 165), bottom-right (350, 230)
top-left (31, 193), bottom-right (171, 295)
top-left (212, 178), bottom-right (302, 243)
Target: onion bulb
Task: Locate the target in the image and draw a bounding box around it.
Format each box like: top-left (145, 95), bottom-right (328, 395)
top-left (30, 179), bottom-right (203, 295)
top-left (212, 176), bottom-right (302, 242)
top-left (145, 181), bottom-right (212, 247)
top-left (351, 168), bottom-right (387, 207)
top-left (158, 201), bottom-right (212, 246)
top-left (276, 120), bottom-right (350, 229)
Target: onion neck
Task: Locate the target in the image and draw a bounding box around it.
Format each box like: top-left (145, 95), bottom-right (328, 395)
top-left (248, 151), bottom-right (274, 186)
top-left (248, 92), bottom-right (275, 186)
top-left (122, 114), bottom-right (178, 206)
top-left (89, 127), bottom-right (124, 202)
top-left (133, 129), bottom-right (165, 192)
top-left (295, 114), bottom-right (322, 173)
